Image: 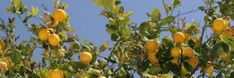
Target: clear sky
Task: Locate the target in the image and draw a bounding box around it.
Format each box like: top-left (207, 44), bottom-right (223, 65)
top-left (0, 0), bottom-right (205, 77)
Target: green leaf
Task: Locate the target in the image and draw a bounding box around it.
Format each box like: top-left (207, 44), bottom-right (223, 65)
top-left (139, 22), bottom-right (148, 35)
top-left (64, 25), bottom-right (74, 32)
top-left (31, 6), bottom-right (39, 16)
top-left (173, 0), bottom-right (181, 8)
top-left (164, 3), bottom-right (171, 15)
top-left (220, 34), bottom-right (234, 51)
top-left (149, 8), bottom-right (161, 21)
top-left (111, 34), bottom-right (119, 41)
top-left (10, 49), bottom-right (22, 64)
top-left (93, 0), bottom-right (115, 9)
top-left (23, 15), bottom-right (32, 23)
top-left (106, 24), bottom-right (118, 34)
top-left (211, 43), bottom-right (222, 56)
top-left (159, 16), bottom-right (175, 26)
top-left (121, 29), bottom-right (131, 40)
top-left (99, 41), bottom-right (109, 52)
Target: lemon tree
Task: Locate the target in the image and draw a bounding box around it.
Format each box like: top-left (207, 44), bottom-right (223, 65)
top-left (0, 0), bottom-right (234, 78)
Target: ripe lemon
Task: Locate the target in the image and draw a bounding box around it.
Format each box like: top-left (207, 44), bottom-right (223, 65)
top-left (171, 47), bottom-right (181, 58)
top-left (47, 69), bottom-right (64, 78)
top-left (173, 32), bottom-right (186, 43)
top-left (203, 65), bottom-right (213, 74)
top-left (148, 53), bottom-right (159, 66)
top-left (183, 47), bottom-right (195, 58)
top-left (0, 61), bottom-right (8, 72)
top-left (98, 76), bottom-right (106, 78)
top-left (53, 9), bottom-right (67, 22)
top-left (39, 28), bottom-right (51, 41)
top-left (48, 34), bottom-right (60, 46)
top-left (80, 52), bottom-right (92, 64)
top-left (145, 39), bottom-right (159, 52)
top-left (187, 56), bottom-right (199, 68)
top-left (194, 36), bottom-right (200, 45)
top-left (220, 52), bottom-right (229, 62)
top-left (212, 18), bottom-right (225, 33)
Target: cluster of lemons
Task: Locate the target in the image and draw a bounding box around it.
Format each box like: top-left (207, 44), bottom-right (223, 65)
top-left (171, 32), bottom-right (199, 69)
top-left (37, 9), bottom-right (94, 78)
top-left (145, 39), bottom-right (160, 66)
top-left (144, 17), bottom-right (231, 75)
top-left (0, 57), bottom-right (14, 73)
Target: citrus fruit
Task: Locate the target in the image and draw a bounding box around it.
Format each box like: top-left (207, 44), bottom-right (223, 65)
top-left (80, 52), bottom-right (92, 64)
top-left (0, 61), bottom-right (8, 72)
top-left (47, 69), bottom-right (64, 78)
top-left (212, 18), bottom-right (225, 33)
top-left (173, 32), bottom-right (186, 43)
top-left (187, 56), bottom-right (199, 68)
top-left (48, 34), bottom-right (60, 46)
top-left (145, 39), bottom-right (159, 52)
top-left (53, 9), bottom-right (67, 22)
top-left (203, 65), bottom-right (213, 74)
top-left (171, 47), bottom-right (181, 58)
top-left (39, 28), bottom-right (51, 41)
top-left (148, 53), bottom-right (159, 65)
top-left (183, 47), bottom-right (195, 58)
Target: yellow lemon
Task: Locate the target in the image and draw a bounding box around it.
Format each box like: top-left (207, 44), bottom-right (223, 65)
top-left (148, 53), bottom-right (159, 65)
top-left (194, 36), bottom-right (201, 45)
top-left (80, 52), bottom-right (92, 64)
top-left (47, 69), bottom-right (64, 78)
top-left (212, 18), bottom-right (225, 33)
top-left (53, 9), bottom-right (67, 22)
top-left (173, 32), bottom-right (186, 43)
top-left (188, 56), bottom-right (199, 68)
top-left (145, 39), bottom-right (159, 52)
top-left (98, 76), bottom-right (106, 78)
top-left (203, 65), bottom-right (213, 74)
top-left (0, 61), bottom-right (8, 72)
top-left (220, 52), bottom-right (229, 62)
top-left (171, 47), bottom-right (181, 58)
top-left (48, 34), bottom-right (60, 46)
top-left (183, 47), bottom-right (195, 58)
top-left (39, 28), bottom-right (51, 41)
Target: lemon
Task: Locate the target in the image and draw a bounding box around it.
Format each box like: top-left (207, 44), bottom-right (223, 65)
top-left (187, 56), bottom-right (199, 68)
top-left (173, 32), bottom-right (186, 43)
top-left (98, 76), bottom-right (106, 78)
top-left (183, 47), bottom-right (195, 58)
top-left (145, 39), bottom-right (159, 52)
top-left (0, 61), bottom-right (8, 72)
top-left (47, 69), bottom-right (64, 78)
top-left (203, 65), bottom-right (213, 74)
top-left (53, 9), bottom-right (67, 22)
top-left (171, 47), bottom-right (181, 58)
top-left (212, 18), bottom-right (225, 33)
top-left (48, 34), bottom-right (60, 46)
top-left (39, 28), bottom-right (51, 41)
top-left (80, 52), bottom-right (92, 64)
top-left (220, 52), bottom-right (229, 62)
top-left (148, 53), bottom-right (159, 65)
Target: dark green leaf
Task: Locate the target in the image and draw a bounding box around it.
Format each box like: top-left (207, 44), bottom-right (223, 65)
top-left (173, 0), bottom-right (181, 8)
top-left (159, 16), bottom-right (175, 26)
top-left (111, 34), bottom-right (119, 41)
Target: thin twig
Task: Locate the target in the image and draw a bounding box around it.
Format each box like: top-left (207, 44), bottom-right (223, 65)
top-left (174, 9), bottom-right (200, 17)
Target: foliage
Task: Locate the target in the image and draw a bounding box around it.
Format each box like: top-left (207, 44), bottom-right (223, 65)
top-left (0, 0), bottom-right (233, 78)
